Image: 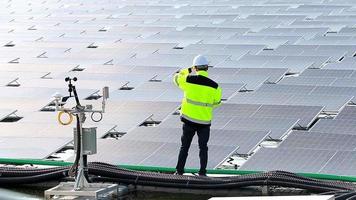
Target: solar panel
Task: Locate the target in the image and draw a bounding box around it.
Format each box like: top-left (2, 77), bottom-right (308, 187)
top-left (223, 117), bottom-right (299, 139)
top-left (214, 103), bottom-right (262, 118)
top-left (239, 147), bottom-right (336, 173)
top-left (228, 92), bottom-right (292, 105)
top-left (278, 76), bottom-right (337, 86)
top-left (0, 87), bottom-right (97, 100)
top-left (331, 78), bottom-right (356, 87)
top-left (310, 119), bottom-right (356, 135)
top-left (251, 104), bottom-right (323, 128)
top-left (324, 62), bottom-right (356, 70)
top-left (159, 115), bottom-right (233, 129)
top-left (109, 89), bottom-right (162, 101)
top-left (279, 130), bottom-right (356, 151)
top-left (140, 143), bottom-right (238, 169)
top-left (123, 127), bottom-right (269, 154)
top-left (319, 151), bottom-right (356, 176)
top-left (210, 75), bottom-right (268, 90)
top-left (235, 68), bottom-right (288, 83)
top-left (109, 101), bottom-right (180, 121)
top-left (0, 137), bottom-right (71, 159)
top-left (311, 86), bottom-right (356, 102)
top-left (220, 83), bottom-right (246, 99)
top-left (285, 94), bottom-right (352, 112)
top-left (300, 69), bottom-right (354, 78)
top-left (259, 48), bottom-right (346, 62)
top-left (336, 106), bottom-right (356, 120)
top-left (256, 84), bottom-right (316, 95)
top-left (86, 139), bottom-right (166, 165)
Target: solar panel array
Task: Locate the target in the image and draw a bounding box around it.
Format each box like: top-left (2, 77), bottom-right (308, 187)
top-left (2, 0), bottom-right (356, 175)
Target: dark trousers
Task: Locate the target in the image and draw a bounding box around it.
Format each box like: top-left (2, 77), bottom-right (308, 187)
top-left (176, 122), bottom-right (210, 174)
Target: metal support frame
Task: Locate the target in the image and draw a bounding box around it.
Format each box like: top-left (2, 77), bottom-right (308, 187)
top-left (45, 182), bottom-right (120, 200)
top-left (45, 78), bottom-right (122, 199)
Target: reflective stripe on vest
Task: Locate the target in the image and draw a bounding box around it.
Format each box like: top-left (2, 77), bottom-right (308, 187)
top-left (185, 98), bottom-right (214, 108)
top-left (181, 114), bottom-right (211, 125)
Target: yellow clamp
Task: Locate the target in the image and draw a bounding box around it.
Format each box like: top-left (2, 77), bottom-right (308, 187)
top-left (57, 111), bottom-right (73, 126)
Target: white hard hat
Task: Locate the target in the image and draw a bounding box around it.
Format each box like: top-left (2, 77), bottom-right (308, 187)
top-left (192, 55), bottom-right (209, 67)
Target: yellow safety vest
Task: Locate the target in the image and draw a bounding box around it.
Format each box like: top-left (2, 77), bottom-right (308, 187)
top-left (173, 68), bottom-right (222, 125)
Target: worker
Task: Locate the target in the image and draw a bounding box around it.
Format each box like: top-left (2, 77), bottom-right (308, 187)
top-left (173, 55), bottom-right (222, 176)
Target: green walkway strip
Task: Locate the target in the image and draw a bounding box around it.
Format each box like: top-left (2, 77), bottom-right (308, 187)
top-left (0, 158), bottom-right (355, 182)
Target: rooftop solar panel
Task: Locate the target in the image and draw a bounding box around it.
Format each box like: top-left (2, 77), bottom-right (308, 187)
top-left (331, 78), bottom-right (356, 88)
top-left (214, 103), bottom-right (262, 118)
top-left (0, 137), bottom-right (71, 159)
top-left (278, 76), bottom-right (337, 86)
top-left (239, 147), bottom-right (336, 173)
top-left (123, 127), bottom-right (268, 154)
top-left (255, 84), bottom-right (316, 95)
top-left (336, 106), bottom-right (356, 120)
top-left (158, 115), bottom-right (233, 130)
top-left (140, 143), bottom-right (238, 169)
top-left (251, 104), bottom-right (323, 128)
top-left (300, 69), bottom-right (354, 78)
top-left (235, 68), bottom-right (288, 83)
top-left (323, 62), bottom-right (356, 70)
top-left (310, 119), bottom-right (356, 135)
top-left (311, 86), bottom-right (356, 102)
top-left (223, 117), bottom-right (299, 139)
top-left (86, 139), bottom-right (166, 165)
top-left (210, 75), bottom-right (268, 90)
top-left (319, 151), bottom-right (356, 176)
top-left (279, 131), bottom-right (356, 151)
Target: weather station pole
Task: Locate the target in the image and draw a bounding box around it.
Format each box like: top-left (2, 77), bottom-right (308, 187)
top-left (45, 77), bottom-right (121, 200)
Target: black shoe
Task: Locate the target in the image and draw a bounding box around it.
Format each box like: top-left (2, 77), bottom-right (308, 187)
top-left (174, 171), bottom-right (183, 175)
top-left (198, 173), bottom-right (207, 176)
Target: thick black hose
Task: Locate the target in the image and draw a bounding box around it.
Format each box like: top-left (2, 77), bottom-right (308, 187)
top-left (0, 162), bottom-right (355, 195)
top-left (336, 191), bottom-right (356, 200)
top-left (0, 166), bottom-right (68, 177)
top-left (0, 169), bottom-right (68, 185)
top-left (87, 163), bottom-right (356, 191)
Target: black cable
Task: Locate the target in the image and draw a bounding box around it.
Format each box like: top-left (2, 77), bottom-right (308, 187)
top-left (68, 114), bottom-right (81, 177)
top-left (0, 162), bottom-right (355, 194)
top-left (72, 85), bottom-right (81, 107)
top-left (336, 191), bottom-right (356, 200)
top-left (347, 195), bottom-right (356, 200)
top-left (83, 154), bottom-right (89, 182)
